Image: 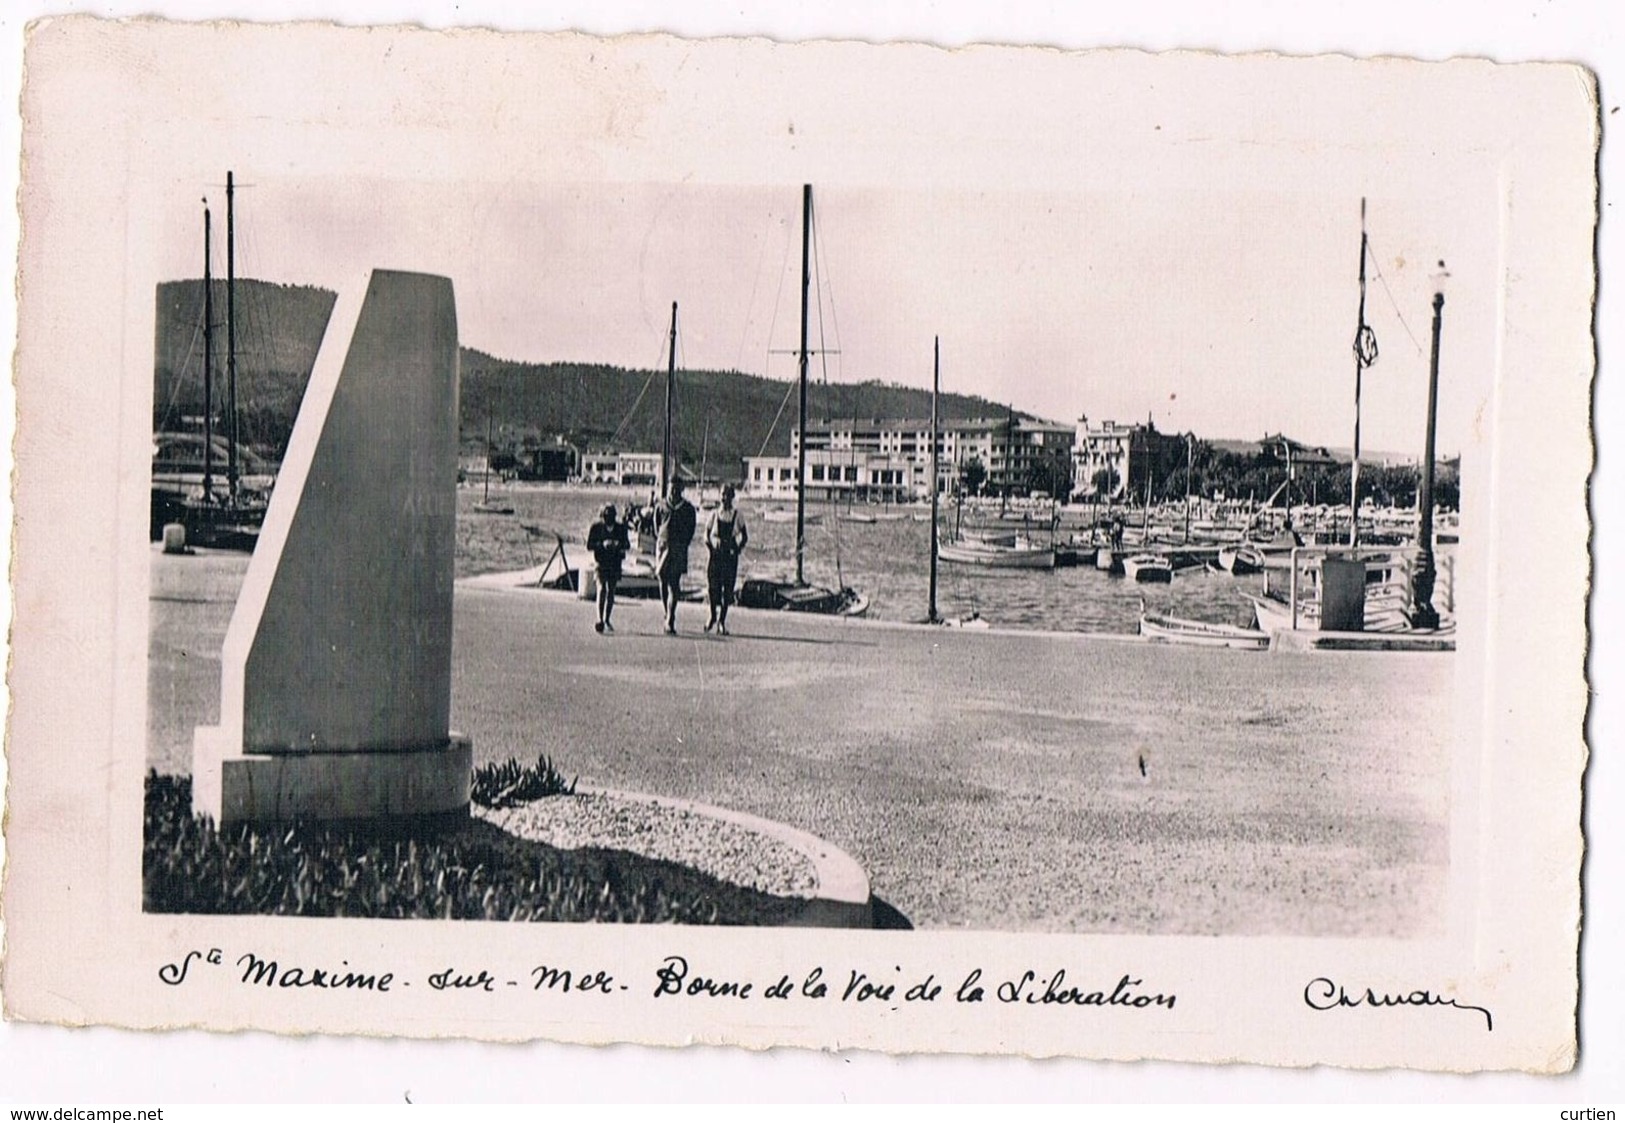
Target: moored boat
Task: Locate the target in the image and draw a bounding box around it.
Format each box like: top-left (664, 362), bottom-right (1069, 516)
top-left (1122, 553), bottom-right (1173, 582)
top-left (737, 577), bottom-right (867, 616)
top-left (1217, 543), bottom-right (1266, 575)
top-left (1140, 608), bottom-right (1269, 650)
top-left (762, 507), bottom-right (822, 525)
top-left (937, 540), bottom-right (1056, 569)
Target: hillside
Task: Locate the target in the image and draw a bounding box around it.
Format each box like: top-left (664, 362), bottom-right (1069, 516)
top-left (460, 352), bottom-right (1038, 470)
top-left (152, 279), bottom-right (336, 456)
top-left (152, 277), bottom-right (1045, 470)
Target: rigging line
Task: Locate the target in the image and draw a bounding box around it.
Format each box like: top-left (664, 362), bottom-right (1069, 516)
top-left (814, 218), bottom-right (833, 419)
top-left (762, 207), bottom-right (796, 377)
top-left (755, 370), bottom-right (797, 458)
top-left (159, 307), bottom-right (205, 434)
top-left (1364, 239), bottom-right (1426, 356)
top-left (620, 324), bottom-right (679, 440)
top-left (811, 197), bottom-right (844, 384)
top-left (734, 210), bottom-right (776, 372)
top-left (609, 334), bottom-right (667, 446)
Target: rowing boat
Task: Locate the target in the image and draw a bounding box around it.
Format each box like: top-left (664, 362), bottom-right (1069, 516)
top-left (1140, 609), bottom-right (1269, 650)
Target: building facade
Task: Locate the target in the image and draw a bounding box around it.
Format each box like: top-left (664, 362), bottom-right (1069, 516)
top-left (577, 450), bottom-right (662, 488)
top-left (1071, 416), bottom-right (1190, 500)
top-left (747, 416), bottom-right (1079, 500)
top-left (743, 416), bottom-right (1075, 502)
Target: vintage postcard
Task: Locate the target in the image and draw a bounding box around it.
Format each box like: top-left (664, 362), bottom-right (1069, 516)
top-left (2, 17), bottom-right (1595, 1072)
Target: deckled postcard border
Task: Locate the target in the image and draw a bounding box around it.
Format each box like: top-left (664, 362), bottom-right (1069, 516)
top-left (2, 16), bottom-right (1595, 1074)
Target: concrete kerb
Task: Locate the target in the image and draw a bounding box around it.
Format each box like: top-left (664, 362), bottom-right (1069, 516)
top-left (483, 784), bottom-right (875, 929)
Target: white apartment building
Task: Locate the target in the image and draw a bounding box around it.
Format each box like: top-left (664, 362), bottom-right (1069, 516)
top-left (744, 416), bottom-right (1074, 501)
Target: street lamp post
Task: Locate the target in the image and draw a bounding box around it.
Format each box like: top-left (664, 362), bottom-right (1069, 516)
top-left (1409, 262), bottom-right (1448, 630)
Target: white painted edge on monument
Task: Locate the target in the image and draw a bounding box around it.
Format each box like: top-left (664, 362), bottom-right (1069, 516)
top-left (209, 269), bottom-right (374, 751)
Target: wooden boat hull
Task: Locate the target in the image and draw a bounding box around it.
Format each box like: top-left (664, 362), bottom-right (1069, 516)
top-left (737, 578), bottom-right (867, 616)
top-left (937, 542), bottom-right (1056, 569)
top-left (1140, 611), bottom-right (1269, 650)
top-left (1217, 545), bottom-right (1266, 575)
top-left (1122, 554), bottom-right (1173, 582)
top-left (761, 509), bottom-right (823, 525)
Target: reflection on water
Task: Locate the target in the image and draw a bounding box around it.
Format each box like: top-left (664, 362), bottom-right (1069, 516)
top-left (459, 486), bottom-right (1268, 636)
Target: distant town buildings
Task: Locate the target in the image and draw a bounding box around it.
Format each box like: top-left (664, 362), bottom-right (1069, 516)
top-left (743, 416), bottom-right (1075, 502)
top-left (578, 450), bottom-right (662, 488)
top-left (462, 412), bottom-right (1381, 508)
top-left (1070, 416), bottom-right (1190, 500)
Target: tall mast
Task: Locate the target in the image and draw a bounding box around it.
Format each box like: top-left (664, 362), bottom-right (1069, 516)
top-left (929, 336), bottom-right (941, 624)
top-left (662, 301), bottom-right (677, 496)
top-left (1001, 401), bottom-right (1015, 515)
top-left (1285, 440), bottom-right (1293, 529)
top-left (484, 416), bottom-right (494, 504)
top-left (1349, 197), bottom-right (1375, 548)
top-left (1184, 434), bottom-right (1193, 543)
top-left (699, 417), bottom-right (710, 491)
top-left (795, 183), bottom-right (812, 587)
top-left (1143, 431), bottom-right (1152, 534)
top-left (226, 170), bottom-right (239, 502)
top-left (202, 198), bottom-right (215, 501)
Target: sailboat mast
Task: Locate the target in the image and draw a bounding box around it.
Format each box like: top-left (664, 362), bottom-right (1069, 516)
top-left (1285, 441), bottom-right (1294, 529)
top-left (1184, 434), bottom-right (1193, 543)
top-left (226, 170), bottom-right (239, 502)
top-left (929, 336), bottom-right (940, 624)
top-left (662, 301), bottom-right (677, 496)
top-left (1143, 435), bottom-right (1152, 534)
top-left (201, 199), bottom-right (215, 501)
top-left (1349, 197), bottom-right (1371, 548)
top-left (1002, 401), bottom-right (1015, 515)
top-left (795, 183), bottom-right (812, 587)
top-left (483, 416), bottom-right (494, 504)
top-left (699, 417), bottom-right (709, 491)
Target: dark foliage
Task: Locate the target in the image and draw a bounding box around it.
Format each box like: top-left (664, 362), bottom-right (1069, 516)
top-left (470, 753), bottom-right (576, 809)
top-left (143, 772), bottom-right (803, 925)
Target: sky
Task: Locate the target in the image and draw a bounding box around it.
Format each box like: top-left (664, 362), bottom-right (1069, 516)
top-left (152, 175), bottom-right (1493, 457)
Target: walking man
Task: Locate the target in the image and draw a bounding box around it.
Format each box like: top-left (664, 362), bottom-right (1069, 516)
top-left (704, 483), bottom-right (749, 635)
top-left (655, 477), bottom-right (697, 634)
top-left (587, 503), bottom-right (629, 634)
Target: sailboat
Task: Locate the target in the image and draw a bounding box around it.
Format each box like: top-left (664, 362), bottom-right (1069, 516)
top-left (151, 171), bottom-right (272, 551)
top-left (736, 185), bottom-right (867, 617)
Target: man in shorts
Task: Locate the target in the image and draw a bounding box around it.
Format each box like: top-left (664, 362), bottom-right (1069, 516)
top-left (655, 477), bottom-right (697, 634)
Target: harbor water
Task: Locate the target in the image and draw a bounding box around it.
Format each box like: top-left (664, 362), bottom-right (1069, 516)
top-left (457, 484), bottom-right (1274, 636)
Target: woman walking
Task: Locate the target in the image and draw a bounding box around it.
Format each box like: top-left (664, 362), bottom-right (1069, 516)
top-left (704, 484), bottom-right (749, 635)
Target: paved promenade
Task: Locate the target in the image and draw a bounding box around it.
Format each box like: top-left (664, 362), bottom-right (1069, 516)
top-left (150, 552), bottom-right (1452, 935)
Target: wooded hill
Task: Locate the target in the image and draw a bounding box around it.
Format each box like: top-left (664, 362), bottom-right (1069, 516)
top-left (152, 279), bottom-right (1040, 472)
top-left (152, 279), bottom-right (336, 454)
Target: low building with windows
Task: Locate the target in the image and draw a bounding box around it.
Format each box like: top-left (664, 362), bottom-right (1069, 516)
top-left (577, 450), bottom-right (662, 487)
top-left (744, 415), bottom-right (1075, 501)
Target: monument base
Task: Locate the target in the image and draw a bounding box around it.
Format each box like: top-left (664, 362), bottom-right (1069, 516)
top-left (192, 730), bottom-right (473, 825)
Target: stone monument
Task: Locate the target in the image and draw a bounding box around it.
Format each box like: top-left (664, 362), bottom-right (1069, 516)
top-left (192, 269), bottom-right (472, 824)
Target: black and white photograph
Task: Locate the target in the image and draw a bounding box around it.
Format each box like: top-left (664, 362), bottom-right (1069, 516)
top-left (2, 7), bottom-right (1605, 1094)
top-left (143, 176), bottom-right (1473, 937)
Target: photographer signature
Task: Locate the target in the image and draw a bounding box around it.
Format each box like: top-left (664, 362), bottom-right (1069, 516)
top-left (1303, 976), bottom-right (1492, 1031)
